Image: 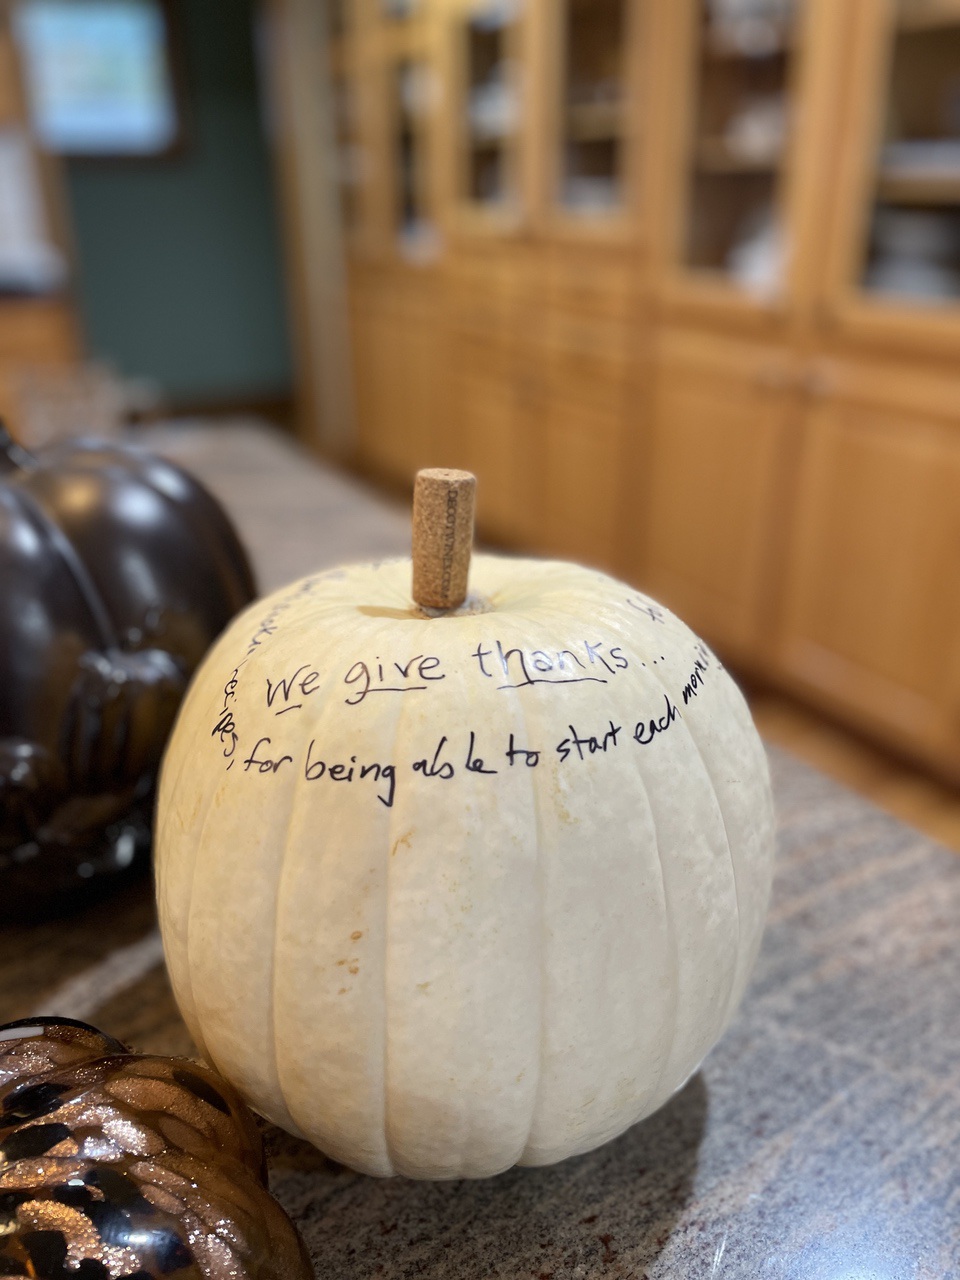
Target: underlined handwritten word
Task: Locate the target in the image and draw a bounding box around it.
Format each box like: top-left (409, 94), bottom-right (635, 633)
top-left (344, 654), bottom-right (446, 706)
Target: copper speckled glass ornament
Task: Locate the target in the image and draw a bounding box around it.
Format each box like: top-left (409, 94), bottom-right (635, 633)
top-left (0, 1018), bottom-right (312, 1279)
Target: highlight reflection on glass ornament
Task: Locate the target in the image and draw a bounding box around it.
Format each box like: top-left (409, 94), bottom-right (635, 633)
top-left (0, 1018), bottom-right (312, 1279)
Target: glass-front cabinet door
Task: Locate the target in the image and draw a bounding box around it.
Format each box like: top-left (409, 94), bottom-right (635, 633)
top-left (863, 2), bottom-right (960, 306)
top-left (553, 0), bottom-right (636, 220)
top-left (453, 0), bottom-right (523, 222)
top-left (822, 0), bottom-right (960, 346)
top-left (647, 0), bottom-right (851, 316)
top-left (680, 0), bottom-right (804, 297)
top-left (390, 57), bottom-right (439, 257)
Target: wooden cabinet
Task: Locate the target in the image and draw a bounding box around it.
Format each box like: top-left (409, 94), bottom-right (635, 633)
top-left (538, 0), bottom-right (646, 234)
top-left (533, 263), bottom-right (639, 570)
top-left (644, 0), bottom-right (854, 325)
top-left (268, 0), bottom-right (960, 777)
top-left (820, 0), bottom-right (960, 354)
top-left (775, 358), bottom-right (960, 777)
top-left (639, 328), bottom-right (799, 663)
top-left (350, 264), bottom-right (446, 481)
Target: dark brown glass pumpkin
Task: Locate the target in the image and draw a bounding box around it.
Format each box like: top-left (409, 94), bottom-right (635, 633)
top-left (0, 1017), bottom-right (312, 1279)
top-left (0, 426), bottom-right (255, 916)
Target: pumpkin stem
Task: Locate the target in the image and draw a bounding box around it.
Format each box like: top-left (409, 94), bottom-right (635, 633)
top-left (0, 421), bottom-right (36, 474)
top-left (412, 469), bottom-right (476, 611)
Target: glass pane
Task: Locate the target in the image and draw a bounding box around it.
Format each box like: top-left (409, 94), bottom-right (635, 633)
top-left (861, 1), bottom-right (960, 303)
top-left (463, 2), bottom-right (518, 207)
top-left (393, 59), bottom-right (437, 256)
top-left (558, 0), bottom-right (629, 212)
top-left (682, 0), bottom-right (801, 294)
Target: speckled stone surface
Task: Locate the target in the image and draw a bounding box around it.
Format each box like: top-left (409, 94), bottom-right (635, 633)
top-left (4, 422), bottom-right (958, 1279)
top-left (136, 419), bottom-right (413, 592)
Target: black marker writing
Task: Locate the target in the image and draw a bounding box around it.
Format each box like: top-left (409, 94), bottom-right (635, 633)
top-left (465, 731), bottom-right (498, 775)
top-left (413, 736), bottom-right (455, 780)
top-left (556, 720), bottom-right (622, 764)
top-left (634, 696), bottom-right (679, 746)
top-left (243, 737), bottom-right (293, 774)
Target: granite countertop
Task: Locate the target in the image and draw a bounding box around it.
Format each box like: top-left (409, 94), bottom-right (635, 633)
top-left (2, 421), bottom-right (958, 1279)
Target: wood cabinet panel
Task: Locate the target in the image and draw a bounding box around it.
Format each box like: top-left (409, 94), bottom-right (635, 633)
top-left (532, 309), bottom-right (635, 571)
top-left (0, 299), bottom-right (79, 364)
top-left (350, 272), bottom-right (445, 482)
top-left (538, 393), bottom-right (625, 570)
top-left (448, 332), bottom-right (542, 547)
top-left (639, 330), bottom-right (799, 661)
top-left (776, 393), bottom-right (960, 775)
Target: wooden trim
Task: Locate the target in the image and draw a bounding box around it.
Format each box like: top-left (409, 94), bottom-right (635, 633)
top-left (261, 0), bottom-right (356, 459)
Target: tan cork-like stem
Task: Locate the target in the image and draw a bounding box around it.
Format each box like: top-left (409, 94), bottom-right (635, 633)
top-left (412, 468), bottom-right (476, 610)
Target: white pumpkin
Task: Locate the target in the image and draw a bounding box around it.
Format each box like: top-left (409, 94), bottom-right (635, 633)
top-left (156, 545), bottom-right (774, 1179)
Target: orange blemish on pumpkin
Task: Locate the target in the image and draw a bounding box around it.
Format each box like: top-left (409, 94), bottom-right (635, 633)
top-left (351, 930), bottom-right (363, 941)
top-left (391, 830), bottom-right (414, 857)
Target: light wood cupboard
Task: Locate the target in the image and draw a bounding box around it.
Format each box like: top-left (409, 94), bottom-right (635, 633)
top-left (269, 0), bottom-right (960, 778)
top-left (774, 358), bottom-right (960, 776)
top-left (641, 328), bottom-right (802, 666)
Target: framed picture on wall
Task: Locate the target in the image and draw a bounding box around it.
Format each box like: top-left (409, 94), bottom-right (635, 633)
top-left (12, 0), bottom-right (185, 158)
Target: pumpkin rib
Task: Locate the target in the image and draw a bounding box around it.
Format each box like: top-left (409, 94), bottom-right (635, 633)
top-left (630, 758), bottom-right (681, 1122)
top-left (8, 482), bottom-right (118, 650)
top-left (516, 678), bottom-right (547, 1168)
top-left (380, 640), bottom-right (417, 1179)
top-left (180, 729), bottom-right (226, 1072)
top-left (155, 705), bottom-right (201, 1036)
top-left (158, 691), bottom-right (214, 1062)
top-left (267, 709), bottom-right (312, 1140)
top-left (267, 600), bottom-right (382, 1150)
top-left (643, 657), bottom-right (744, 1046)
top-left (178, 643), bottom-right (300, 1135)
top-left (51, 442), bottom-right (256, 619)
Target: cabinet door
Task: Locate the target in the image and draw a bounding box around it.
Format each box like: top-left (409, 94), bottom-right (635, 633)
top-left (351, 268), bottom-right (445, 482)
top-left (447, 330), bottom-right (543, 546)
top-left (537, 0), bottom-right (646, 233)
top-left (439, 0), bottom-right (528, 231)
top-left (639, 328), bottom-right (799, 660)
top-left (534, 307), bottom-right (635, 572)
top-left (815, 0), bottom-right (960, 356)
top-left (646, 0), bottom-right (851, 322)
top-left (776, 363), bottom-right (960, 774)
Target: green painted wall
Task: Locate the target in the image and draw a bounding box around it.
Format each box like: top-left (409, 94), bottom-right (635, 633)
top-left (65, 0), bottom-right (292, 404)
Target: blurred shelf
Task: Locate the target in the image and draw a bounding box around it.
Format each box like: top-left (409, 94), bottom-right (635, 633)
top-left (877, 169), bottom-right (960, 203)
top-left (896, 0), bottom-right (960, 31)
top-left (695, 137), bottom-right (782, 174)
top-left (702, 22), bottom-right (793, 60)
top-left (564, 100), bottom-right (622, 142)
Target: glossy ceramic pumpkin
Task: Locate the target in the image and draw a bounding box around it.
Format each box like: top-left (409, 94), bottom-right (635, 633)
top-left (0, 1017), bottom-right (311, 1278)
top-left (156, 555), bottom-right (775, 1178)
top-left (0, 426), bottom-right (254, 916)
